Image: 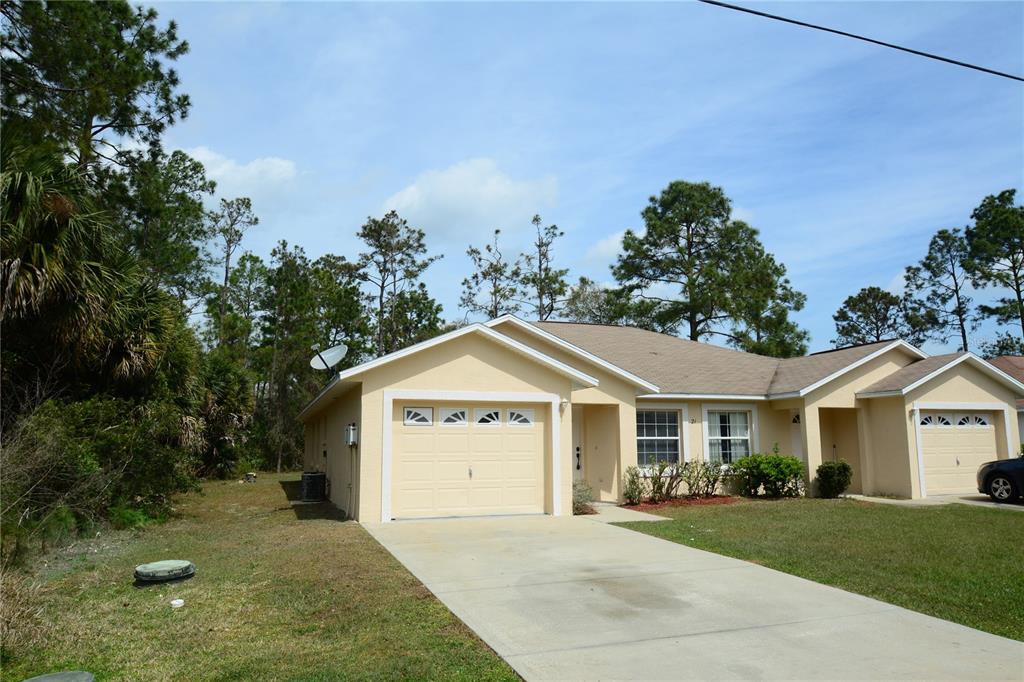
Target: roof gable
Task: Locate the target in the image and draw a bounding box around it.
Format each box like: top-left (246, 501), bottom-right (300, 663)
top-left (768, 340), bottom-right (925, 397)
top-left (297, 324), bottom-right (598, 421)
top-left (486, 315), bottom-right (660, 392)
top-left (857, 352), bottom-right (1024, 398)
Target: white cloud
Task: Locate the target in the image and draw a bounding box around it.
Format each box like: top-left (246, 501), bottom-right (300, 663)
top-left (185, 146), bottom-right (297, 202)
top-left (382, 158), bottom-right (558, 243)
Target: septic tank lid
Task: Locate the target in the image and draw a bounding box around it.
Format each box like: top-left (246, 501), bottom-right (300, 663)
top-left (134, 559), bottom-right (195, 583)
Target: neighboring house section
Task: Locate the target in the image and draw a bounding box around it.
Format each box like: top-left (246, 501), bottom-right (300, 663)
top-left (299, 316), bottom-right (1024, 521)
top-left (988, 355), bottom-right (1024, 445)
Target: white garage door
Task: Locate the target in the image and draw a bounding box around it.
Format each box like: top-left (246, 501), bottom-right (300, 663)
top-left (920, 411), bottom-right (998, 495)
top-left (392, 402), bottom-right (546, 519)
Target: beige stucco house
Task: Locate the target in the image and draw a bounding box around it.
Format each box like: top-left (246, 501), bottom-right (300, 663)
top-left (298, 315), bottom-right (1024, 522)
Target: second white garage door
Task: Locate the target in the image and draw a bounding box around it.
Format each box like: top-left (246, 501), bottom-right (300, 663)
top-left (392, 401), bottom-right (546, 519)
top-left (920, 411), bottom-right (998, 495)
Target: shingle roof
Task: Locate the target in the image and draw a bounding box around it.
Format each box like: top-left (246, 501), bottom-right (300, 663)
top-left (532, 321), bottom-right (907, 397)
top-left (856, 353), bottom-right (964, 395)
top-left (532, 322), bottom-right (777, 395)
top-left (989, 356), bottom-right (1024, 382)
top-left (769, 342), bottom-right (899, 395)
top-left (986, 357), bottom-right (1024, 409)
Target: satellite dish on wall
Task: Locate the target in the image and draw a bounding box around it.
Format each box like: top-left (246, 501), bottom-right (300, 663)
top-left (309, 342), bottom-right (348, 370)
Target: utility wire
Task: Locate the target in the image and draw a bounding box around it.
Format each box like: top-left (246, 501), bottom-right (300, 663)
top-left (697, 0), bottom-right (1024, 83)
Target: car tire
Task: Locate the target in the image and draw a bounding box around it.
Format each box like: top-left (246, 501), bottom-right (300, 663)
top-left (986, 475), bottom-right (1017, 503)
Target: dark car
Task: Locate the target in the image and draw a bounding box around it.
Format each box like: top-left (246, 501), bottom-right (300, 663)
top-left (977, 456), bottom-right (1024, 502)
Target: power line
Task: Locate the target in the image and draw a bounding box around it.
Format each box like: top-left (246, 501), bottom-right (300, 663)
top-left (697, 0), bottom-right (1024, 83)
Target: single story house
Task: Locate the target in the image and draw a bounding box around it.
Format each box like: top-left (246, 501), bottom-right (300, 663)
top-left (988, 355), bottom-right (1024, 438)
top-left (299, 315), bottom-right (1024, 522)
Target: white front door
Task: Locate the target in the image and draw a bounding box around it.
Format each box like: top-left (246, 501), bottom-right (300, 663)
top-left (572, 406), bottom-right (584, 482)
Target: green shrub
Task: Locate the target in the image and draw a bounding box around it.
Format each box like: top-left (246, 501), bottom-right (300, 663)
top-left (572, 481), bottom-right (596, 515)
top-left (816, 460), bottom-right (854, 498)
top-left (729, 453), bottom-right (804, 498)
top-left (622, 466), bottom-right (645, 505)
top-left (681, 461), bottom-right (724, 497)
top-left (1, 397), bottom-right (199, 564)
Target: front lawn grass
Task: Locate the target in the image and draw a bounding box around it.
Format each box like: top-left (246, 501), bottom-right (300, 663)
top-left (1, 474), bottom-right (518, 681)
top-left (618, 498), bottom-right (1024, 641)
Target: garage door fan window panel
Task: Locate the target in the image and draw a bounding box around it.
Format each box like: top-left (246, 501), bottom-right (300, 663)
top-left (636, 410), bottom-right (680, 466)
top-left (440, 408), bottom-right (468, 426)
top-left (403, 407), bottom-right (433, 426)
top-left (475, 408), bottom-right (502, 426)
top-left (708, 411), bottom-right (751, 464)
top-left (508, 409), bottom-right (534, 426)
top-left (919, 413), bottom-right (952, 427)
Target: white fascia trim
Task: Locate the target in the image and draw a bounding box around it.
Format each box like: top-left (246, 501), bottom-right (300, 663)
top-left (299, 324), bottom-right (598, 421)
top-left (336, 324), bottom-right (598, 387)
top-left (912, 400), bottom-right (1017, 499)
top-left (701, 403), bottom-right (760, 465)
top-left (297, 374), bottom-right (341, 422)
top-left (639, 393), bottom-right (768, 401)
top-left (485, 315), bottom-right (660, 393)
top-left (859, 353), bottom-right (1024, 399)
top-left (381, 389), bottom-right (563, 523)
top-left (772, 340), bottom-right (928, 399)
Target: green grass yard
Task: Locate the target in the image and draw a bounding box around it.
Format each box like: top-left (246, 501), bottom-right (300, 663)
top-left (1, 475), bottom-right (518, 682)
top-left (618, 497), bottom-right (1024, 641)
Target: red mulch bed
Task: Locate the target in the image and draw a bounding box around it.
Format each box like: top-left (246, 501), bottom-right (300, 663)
top-left (622, 496), bottom-right (741, 512)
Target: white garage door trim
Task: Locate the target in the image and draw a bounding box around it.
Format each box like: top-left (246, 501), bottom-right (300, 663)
top-left (912, 401), bottom-right (1013, 498)
top-left (382, 389), bottom-right (563, 522)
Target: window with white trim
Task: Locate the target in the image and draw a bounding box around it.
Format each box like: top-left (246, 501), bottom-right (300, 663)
top-left (707, 411), bottom-right (751, 464)
top-left (440, 408), bottom-right (467, 425)
top-left (636, 410), bottom-right (680, 466)
top-left (475, 408), bottom-right (501, 426)
top-left (973, 414), bottom-right (990, 426)
top-left (508, 409), bottom-right (534, 426)
top-left (403, 407), bottom-right (433, 426)
top-left (956, 414), bottom-right (972, 427)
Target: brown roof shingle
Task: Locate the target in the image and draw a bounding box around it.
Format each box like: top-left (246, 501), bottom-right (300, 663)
top-left (987, 356), bottom-right (1024, 409)
top-left (769, 342), bottom-right (900, 395)
top-left (989, 356), bottom-right (1024, 383)
top-left (532, 322), bottom-right (907, 397)
top-left (533, 322), bottom-right (777, 395)
top-left (856, 353), bottom-right (964, 395)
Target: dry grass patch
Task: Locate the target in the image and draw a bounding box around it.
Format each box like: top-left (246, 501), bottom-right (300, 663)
top-left (1, 475), bottom-right (518, 681)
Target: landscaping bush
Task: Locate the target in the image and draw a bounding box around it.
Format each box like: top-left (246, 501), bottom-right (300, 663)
top-left (729, 453), bottom-right (804, 498)
top-left (572, 480), bottom-right (596, 515)
top-left (1, 397), bottom-right (200, 565)
top-left (681, 461), bottom-right (724, 497)
top-left (817, 460), bottom-right (854, 498)
top-left (622, 466), bottom-right (645, 505)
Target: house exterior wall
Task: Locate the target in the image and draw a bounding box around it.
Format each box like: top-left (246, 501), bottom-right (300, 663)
top-left (860, 396), bottom-right (915, 497)
top-left (491, 321), bottom-right (640, 500)
top-left (356, 333), bottom-right (574, 521)
top-left (302, 384), bottom-right (362, 517)
top-left (901, 363), bottom-right (1022, 498)
top-left (800, 350), bottom-right (918, 493)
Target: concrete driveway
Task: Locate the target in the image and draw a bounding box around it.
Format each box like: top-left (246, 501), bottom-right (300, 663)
top-left (366, 514), bottom-right (1024, 681)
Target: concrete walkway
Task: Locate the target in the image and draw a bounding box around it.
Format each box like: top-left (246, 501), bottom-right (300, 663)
top-left (849, 493), bottom-right (1024, 512)
top-left (366, 515), bottom-right (1023, 681)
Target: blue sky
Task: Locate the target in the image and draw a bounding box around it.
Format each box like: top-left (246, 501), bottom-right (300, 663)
top-left (153, 1), bottom-right (1023, 353)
